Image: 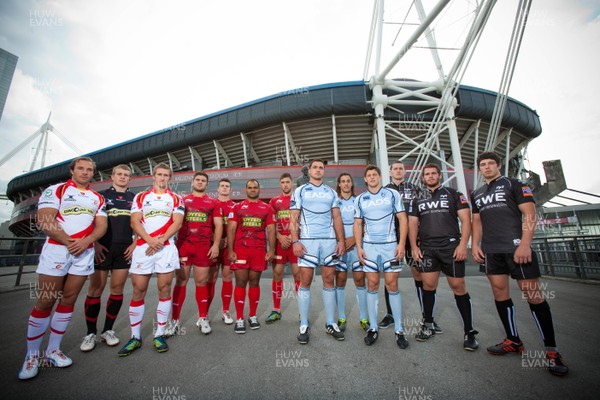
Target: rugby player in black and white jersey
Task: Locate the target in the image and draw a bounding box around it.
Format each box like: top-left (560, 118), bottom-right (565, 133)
top-left (80, 164), bottom-right (136, 352)
top-left (471, 152), bottom-right (568, 376)
top-left (382, 161), bottom-right (442, 333)
top-left (408, 163), bottom-right (478, 351)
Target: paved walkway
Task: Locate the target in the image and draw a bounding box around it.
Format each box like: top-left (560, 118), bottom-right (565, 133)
top-left (1, 266), bottom-right (599, 400)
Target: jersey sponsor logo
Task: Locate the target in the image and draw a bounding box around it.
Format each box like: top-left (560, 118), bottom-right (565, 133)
top-left (107, 209), bottom-right (131, 217)
top-left (186, 211), bottom-right (208, 222)
top-left (144, 210), bottom-right (172, 218)
top-left (474, 192), bottom-right (506, 207)
top-left (361, 197), bottom-right (391, 208)
top-left (341, 205), bottom-right (354, 213)
top-left (522, 186), bottom-right (533, 197)
top-left (418, 200), bottom-right (449, 211)
top-left (62, 206), bottom-right (95, 216)
top-left (304, 191), bottom-right (332, 199)
top-left (277, 209), bottom-right (290, 219)
top-left (63, 195), bottom-right (76, 202)
top-left (241, 217), bottom-right (263, 227)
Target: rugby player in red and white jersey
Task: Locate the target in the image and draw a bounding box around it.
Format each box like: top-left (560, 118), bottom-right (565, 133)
top-left (117, 163), bottom-right (184, 356)
top-left (19, 157), bottom-right (107, 380)
top-left (265, 173), bottom-right (300, 324)
top-left (164, 171), bottom-right (223, 336)
top-left (209, 178), bottom-right (236, 324)
top-left (227, 179), bottom-right (276, 333)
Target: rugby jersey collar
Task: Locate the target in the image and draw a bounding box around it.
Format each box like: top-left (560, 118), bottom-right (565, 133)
top-left (66, 179), bottom-right (90, 191)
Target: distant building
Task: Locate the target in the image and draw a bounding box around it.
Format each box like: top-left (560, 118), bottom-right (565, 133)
top-left (0, 48), bottom-right (18, 121)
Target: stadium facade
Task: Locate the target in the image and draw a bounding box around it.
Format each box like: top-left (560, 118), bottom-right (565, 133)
top-left (6, 80), bottom-right (541, 236)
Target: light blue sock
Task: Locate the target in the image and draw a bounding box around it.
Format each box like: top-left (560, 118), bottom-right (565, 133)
top-left (298, 287), bottom-right (311, 326)
top-left (323, 287), bottom-right (336, 325)
top-left (388, 290), bottom-right (404, 333)
top-left (356, 286), bottom-right (368, 321)
top-left (335, 287), bottom-right (346, 320)
top-left (367, 291), bottom-right (379, 331)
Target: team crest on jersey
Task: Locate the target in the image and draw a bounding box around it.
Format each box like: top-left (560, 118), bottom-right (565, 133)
top-left (44, 189), bottom-right (52, 197)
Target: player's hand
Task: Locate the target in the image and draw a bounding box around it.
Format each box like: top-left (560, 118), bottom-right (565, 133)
top-left (147, 236), bottom-right (164, 252)
top-left (454, 243), bottom-right (468, 262)
top-left (514, 243), bottom-right (532, 265)
top-left (411, 246), bottom-right (423, 263)
top-left (357, 248), bottom-right (366, 265)
top-left (94, 242), bottom-right (108, 264)
top-left (228, 251), bottom-right (238, 264)
top-left (67, 237), bottom-right (91, 257)
top-left (124, 242), bottom-right (136, 261)
top-left (472, 244), bottom-right (484, 264)
top-left (394, 244), bottom-right (405, 261)
top-left (345, 237), bottom-right (356, 251)
top-left (335, 241), bottom-right (345, 257)
top-left (265, 250), bottom-right (275, 262)
top-left (279, 234), bottom-right (292, 249)
top-left (207, 244), bottom-right (220, 260)
top-left (292, 241), bottom-right (306, 258)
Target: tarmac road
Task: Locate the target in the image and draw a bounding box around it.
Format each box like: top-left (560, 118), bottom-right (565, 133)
top-left (1, 265), bottom-right (599, 400)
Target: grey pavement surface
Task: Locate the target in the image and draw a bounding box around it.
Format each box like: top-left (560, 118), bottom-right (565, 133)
top-left (1, 265), bottom-right (599, 400)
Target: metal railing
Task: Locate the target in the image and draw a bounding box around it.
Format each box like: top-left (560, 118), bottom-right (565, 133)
top-left (1, 235), bottom-right (599, 288)
top-left (532, 235), bottom-right (600, 279)
top-left (0, 237), bottom-right (46, 286)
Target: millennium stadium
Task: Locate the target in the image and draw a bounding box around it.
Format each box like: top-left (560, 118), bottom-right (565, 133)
top-left (6, 78), bottom-right (542, 236)
top-left (5, 1), bottom-right (546, 236)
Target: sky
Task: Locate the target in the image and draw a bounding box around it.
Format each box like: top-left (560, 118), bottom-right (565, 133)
top-left (0, 0), bottom-right (599, 224)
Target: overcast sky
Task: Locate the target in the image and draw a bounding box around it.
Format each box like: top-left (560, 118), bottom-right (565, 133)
top-left (0, 0), bottom-right (599, 223)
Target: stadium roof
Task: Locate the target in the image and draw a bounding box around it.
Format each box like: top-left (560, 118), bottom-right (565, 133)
top-left (6, 80), bottom-right (541, 201)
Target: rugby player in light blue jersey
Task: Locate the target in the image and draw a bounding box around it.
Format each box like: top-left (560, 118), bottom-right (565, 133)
top-left (290, 159), bottom-right (346, 344)
top-left (335, 173), bottom-right (369, 332)
top-left (354, 165), bottom-right (409, 349)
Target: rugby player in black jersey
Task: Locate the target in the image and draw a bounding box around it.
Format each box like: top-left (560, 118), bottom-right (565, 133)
top-left (408, 163), bottom-right (478, 350)
top-left (81, 164), bottom-right (135, 352)
top-left (382, 161), bottom-right (442, 333)
top-left (471, 152), bottom-right (568, 376)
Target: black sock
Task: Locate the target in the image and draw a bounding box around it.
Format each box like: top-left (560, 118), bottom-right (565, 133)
top-left (384, 287), bottom-right (392, 315)
top-left (415, 280), bottom-right (424, 317)
top-left (102, 294), bottom-right (124, 332)
top-left (455, 293), bottom-right (473, 334)
top-left (84, 295), bottom-right (101, 335)
top-left (422, 289), bottom-right (436, 324)
top-left (529, 300), bottom-right (556, 348)
top-left (494, 298), bottom-right (520, 342)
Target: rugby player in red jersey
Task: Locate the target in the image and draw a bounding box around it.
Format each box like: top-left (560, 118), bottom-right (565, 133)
top-left (210, 178), bottom-right (236, 324)
top-left (265, 173), bottom-right (300, 324)
top-left (227, 179), bottom-right (276, 333)
top-left (165, 171), bottom-right (223, 336)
